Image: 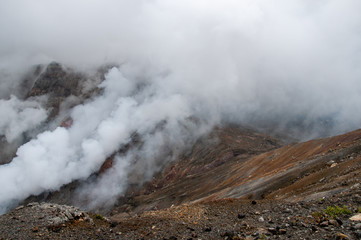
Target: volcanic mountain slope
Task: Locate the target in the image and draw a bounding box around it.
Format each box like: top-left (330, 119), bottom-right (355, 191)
top-left (21, 124), bottom-right (283, 211)
top-left (1, 128), bottom-right (361, 239)
top-left (109, 127), bottom-right (361, 216)
top-left (2, 63), bottom-right (361, 239)
top-left (0, 62), bottom-right (100, 165)
top-left (111, 126), bottom-right (284, 214)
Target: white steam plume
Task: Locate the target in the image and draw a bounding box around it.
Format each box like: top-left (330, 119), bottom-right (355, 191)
top-left (0, 96), bottom-right (47, 143)
top-left (0, 0), bottom-right (361, 212)
top-left (0, 68), bottom-right (209, 213)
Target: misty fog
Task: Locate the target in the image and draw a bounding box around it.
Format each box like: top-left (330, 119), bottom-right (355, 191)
top-left (0, 0), bottom-right (360, 213)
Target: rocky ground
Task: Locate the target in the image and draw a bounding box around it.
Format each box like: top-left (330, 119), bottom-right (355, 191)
top-left (1, 187), bottom-right (361, 239)
top-left (2, 127), bottom-right (361, 239)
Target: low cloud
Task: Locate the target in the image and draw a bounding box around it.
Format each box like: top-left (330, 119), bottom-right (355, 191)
top-left (0, 0), bottom-right (361, 212)
top-left (0, 96), bottom-right (47, 143)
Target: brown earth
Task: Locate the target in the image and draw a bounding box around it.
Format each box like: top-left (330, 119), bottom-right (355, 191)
top-left (111, 126), bottom-right (283, 214)
top-left (1, 187), bottom-right (361, 239)
top-left (1, 127), bottom-right (361, 239)
top-left (110, 128), bottom-right (361, 216)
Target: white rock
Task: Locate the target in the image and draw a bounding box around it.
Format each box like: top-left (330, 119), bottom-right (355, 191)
top-left (350, 213), bottom-right (361, 221)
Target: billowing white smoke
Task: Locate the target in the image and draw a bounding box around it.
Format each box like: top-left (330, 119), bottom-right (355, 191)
top-left (0, 0), bottom-right (361, 213)
top-left (0, 96), bottom-right (47, 142)
top-left (0, 68), bottom-right (209, 213)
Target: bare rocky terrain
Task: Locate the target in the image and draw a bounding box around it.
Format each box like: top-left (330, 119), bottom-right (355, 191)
top-left (1, 186), bottom-right (361, 239)
top-left (1, 127), bottom-right (361, 239)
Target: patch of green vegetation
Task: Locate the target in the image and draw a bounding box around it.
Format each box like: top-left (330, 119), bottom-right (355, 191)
top-left (312, 210), bottom-right (328, 223)
top-left (322, 205), bottom-right (351, 218)
top-left (94, 213), bottom-right (105, 220)
top-left (358, 206), bottom-right (361, 213)
top-left (312, 211), bottom-right (323, 219)
top-left (258, 234), bottom-right (267, 240)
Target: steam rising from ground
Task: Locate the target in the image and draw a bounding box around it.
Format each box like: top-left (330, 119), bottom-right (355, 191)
top-left (0, 68), bottom-right (209, 213)
top-left (1, 0), bottom-right (361, 213)
top-left (0, 96), bottom-right (47, 142)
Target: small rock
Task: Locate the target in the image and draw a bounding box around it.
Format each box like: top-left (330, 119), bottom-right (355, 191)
top-left (15, 205), bottom-right (24, 210)
top-left (320, 221), bottom-right (329, 227)
top-left (279, 229), bottom-right (287, 235)
top-left (110, 222), bottom-right (118, 228)
top-left (258, 216), bottom-right (265, 222)
top-left (354, 232), bottom-right (361, 238)
top-left (32, 227), bottom-right (39, 232)
top-left (251, 200), bottom-right (257, 205)
top-left (328, 160), bottom-right (335, 165)
top-left (268, 227), bottom-right (277, 235)
top-left (27, 202), bottom-right (39, 207)
top-left (283, 208), bottom-right (293, 214)
top-left (329, 219), bottom-right (340, 227)
top-left (238, 213), bottom-right (246, 219)
top-left (220, 231), bottom-right (234, 238)
top-left (255, 228), bottom-right (268, 235)
top-left (350, 214), bottom-right (361, 221)
top-left (241, 221), bottom-right (249, 228)
top-left (51, 217), bottom-right (64, 225)
top-left (354, 223), bottom-right (361, 229)
top-left (334, 233), bottom-right (350, 240)
top-left (336, 218), bottom-right (343, 226)
top-left (204, 227), bottom-right (212, 232)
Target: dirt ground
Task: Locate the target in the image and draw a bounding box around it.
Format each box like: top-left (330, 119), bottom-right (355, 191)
top-left (1, 186), bottom-right (361, 239)
top-left (2, 128), bottom-right (361, 239)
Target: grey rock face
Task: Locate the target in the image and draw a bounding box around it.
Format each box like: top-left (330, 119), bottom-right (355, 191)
top-left (28, 62), bottom-right (82, 98)
top-left (23, 202), bottom-right (92, 226)
top-left (28, 62), bottom-right (84, 118)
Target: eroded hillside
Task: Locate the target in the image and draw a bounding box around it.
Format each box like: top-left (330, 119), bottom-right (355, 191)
top-left (110, 128), bottom-right (361, 217)
top-left (1, 128), bottom-right (361, 239)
